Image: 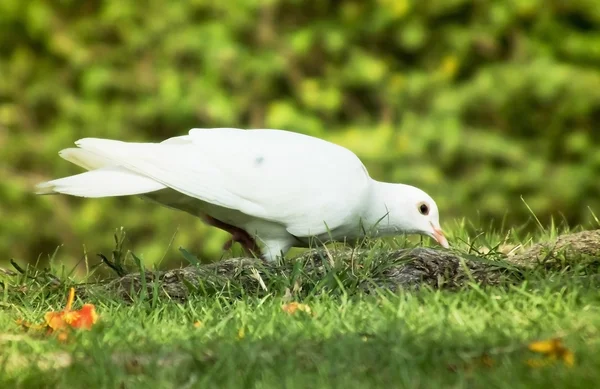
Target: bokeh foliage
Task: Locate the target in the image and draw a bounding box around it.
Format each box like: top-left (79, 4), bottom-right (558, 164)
top-left (1, 0), bottom-right (599, 266)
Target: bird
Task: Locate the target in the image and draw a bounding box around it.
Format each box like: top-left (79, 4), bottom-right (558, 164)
top-left (35, 128), bottom-right (449, 261)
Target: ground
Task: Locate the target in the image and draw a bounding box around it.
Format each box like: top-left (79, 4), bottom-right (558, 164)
top-left (1, 227), bottom-right (599, 388)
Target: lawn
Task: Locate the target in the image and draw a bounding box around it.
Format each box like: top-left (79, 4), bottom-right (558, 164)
top-left (1, 227), bottom-right (599, 389)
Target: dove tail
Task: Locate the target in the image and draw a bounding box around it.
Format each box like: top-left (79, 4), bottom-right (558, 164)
top-left (35, 167), bottom-right (166, 197)
top-left (35, 145), bottom-right (166, 197)
top-left (58, 147), bottom-right (114, 171)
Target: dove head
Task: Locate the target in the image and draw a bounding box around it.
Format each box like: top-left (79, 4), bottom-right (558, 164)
top-left (368, 182), bottom-right (449, 248)
top-left (404, 187), bottom-right (449, 248)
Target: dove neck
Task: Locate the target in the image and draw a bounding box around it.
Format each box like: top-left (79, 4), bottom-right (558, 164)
top-left (361, 180), bottom-right (416, 236)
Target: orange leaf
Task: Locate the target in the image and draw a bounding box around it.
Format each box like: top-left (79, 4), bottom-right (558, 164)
top-left (43, 288), bottom-right (99, 332)
top-left (281, 302), bottom-right (311, 315)
top-left (44, 311), bottom-right (70, 331)
top-left (527, 337), bottom-right (574, 367)
top-left (65, 287), bottom-right (75, 311)
top-left (562, 350), bottom-right (575, 367)
top-left (70, 304), bottom-right (98, 329)
top-left (56, 331), bottom-right (70, 343)
top-left (528, 338), bottom-right (561, 354)
top-left (17, 288), bottom-right (98, 338)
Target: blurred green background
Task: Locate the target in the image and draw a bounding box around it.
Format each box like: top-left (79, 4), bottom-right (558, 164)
top-left (1, 0), bottom-right (599, 269)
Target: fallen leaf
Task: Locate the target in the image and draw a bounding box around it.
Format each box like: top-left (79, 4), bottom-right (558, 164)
top-left (43, 288), bottom-right (98, 332)
top-left (281, 302), bottom-right (312, 315)
top-left (17, 287), bottom-right (99, 339)
top-left (56, 331), bottom-right (69, 343)
top-left (528, 338), bottom-right (561, 354)
top-left (562, 350), bottom-right (575, 367)
top-left (527, 338), bottom-right (574, 367)
top-left (69, 304), bottom-right (99, 329)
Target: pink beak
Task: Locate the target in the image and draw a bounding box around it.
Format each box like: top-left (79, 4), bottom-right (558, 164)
top-left (430, 223), bottom-right (449, 248)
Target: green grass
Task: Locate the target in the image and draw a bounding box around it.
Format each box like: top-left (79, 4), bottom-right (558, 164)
top-left (1, 226), bottom-right (600, 388)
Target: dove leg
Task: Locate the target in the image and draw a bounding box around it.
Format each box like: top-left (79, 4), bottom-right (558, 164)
top-left (201, 215), bottom-right (261, 257)
top-left (260, 239), bottom-right (295, 262)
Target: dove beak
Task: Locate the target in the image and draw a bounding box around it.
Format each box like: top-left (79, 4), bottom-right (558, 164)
top-left (429, 222), bottom-right (449, 248)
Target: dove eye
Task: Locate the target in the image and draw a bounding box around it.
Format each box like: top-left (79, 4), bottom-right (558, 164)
top-left (418, 202), bottom-right (429, 216)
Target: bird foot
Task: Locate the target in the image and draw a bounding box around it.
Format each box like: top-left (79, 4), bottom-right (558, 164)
top-left (222, 231), bottom-right (261, 257)
top-left (201, 215), bottom-right (261, 257)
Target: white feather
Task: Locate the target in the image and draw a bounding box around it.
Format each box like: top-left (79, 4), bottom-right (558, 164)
top-left (58, 148), bottom-right (114, 171)
top-left (35, 167), bottom-right (165, 197)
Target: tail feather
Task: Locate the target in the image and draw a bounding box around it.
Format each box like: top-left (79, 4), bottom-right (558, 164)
top-left (74, 138), bottom-right (150, 161)
top-left (35, 167), bottom-right (166, 198)
top-left (36, 137), bottom-right (170, 198)
top-left (58, 148), bottom-right (115, 171)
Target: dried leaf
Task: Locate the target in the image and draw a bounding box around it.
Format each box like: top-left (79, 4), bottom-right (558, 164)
top-left (18, 288), bottom-right (99, 339)
top-left (56, 331), bottom-right (69, 343)
top-left (281, 302), bottom-right (312, 315)
top-left (43, 288), bottom-right (98, 331)
top-left (68, 304), bottom-right (99, 330)
top-left (527, 338), bottom-right (574, 367)
top-left (563, 350), bottom-right (575, 367)
top-left (528, 338), bottom-right (561, 354)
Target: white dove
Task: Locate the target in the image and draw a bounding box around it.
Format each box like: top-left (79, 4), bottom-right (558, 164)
top-left (36, 128), bottom-right (449, 261)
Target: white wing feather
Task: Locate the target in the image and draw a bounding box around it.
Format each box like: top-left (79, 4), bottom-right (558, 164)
top-left (35, 167), bottom-right (165, 197)
top-left (74, 128), bottom-right (372, 237)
